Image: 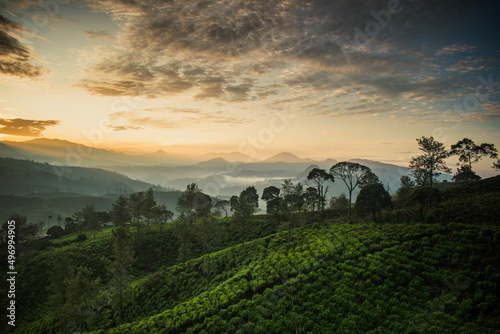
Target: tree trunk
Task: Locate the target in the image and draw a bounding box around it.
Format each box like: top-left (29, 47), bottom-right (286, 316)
top-left (348, 190), bottom-right (353, 221)
top-left (430, 165), bottom-right (434, 187)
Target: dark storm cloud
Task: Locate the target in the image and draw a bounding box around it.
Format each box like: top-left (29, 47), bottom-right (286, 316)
top-left (0, 13), bottom-right (44, 78)
top-left (0, 118), bottom-right (60, 136)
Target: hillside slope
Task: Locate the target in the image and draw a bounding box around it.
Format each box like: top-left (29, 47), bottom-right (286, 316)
top-left (12, 221), bottom-right (500, 334)
top-left (0, 158), bottom-right (183, 223)
top-left (101, 223), bottom-right (500, 334)
top-left (0, 158), bottom-right (158, 196)
top-left (0, 190), bottom-right (182, 224)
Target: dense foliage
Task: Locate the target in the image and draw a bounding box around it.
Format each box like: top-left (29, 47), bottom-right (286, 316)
top-left (3, 216), bottom-right (499, 333)
top-left (98, 223), bottom-right (498, 333)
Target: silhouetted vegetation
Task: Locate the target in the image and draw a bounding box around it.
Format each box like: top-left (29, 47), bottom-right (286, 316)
top-left (409, 136), bottom-right (451, 187)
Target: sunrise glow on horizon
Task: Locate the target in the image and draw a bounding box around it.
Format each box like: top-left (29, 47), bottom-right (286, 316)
top-left (1, 0), bottom-right (499, 169)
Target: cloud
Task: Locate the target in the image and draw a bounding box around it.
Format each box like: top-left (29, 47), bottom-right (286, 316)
top-left (436, 44), bottom-right (477, 56)
top-left (105, 124), bottom-right (143, 131)
top-left (81, 30), bottom-right (112, 39)
top-left (75, 0), bottom-right (324, 99)
top-left (0, 13), bottom-right (45, 78)
top-left (0, 118), bottom-right (60, 136)
top-left (444, 56), bottom-right (497, 73)
top-left (0, 0), bottom-right (40, 10)
top-left (72, 0), bottom-right (499, 125)
top-left (106, 107), bottom-right (252, 130)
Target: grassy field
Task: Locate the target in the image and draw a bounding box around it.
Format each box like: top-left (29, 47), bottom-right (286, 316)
top-left (50, 225), bottom-right (116, 244)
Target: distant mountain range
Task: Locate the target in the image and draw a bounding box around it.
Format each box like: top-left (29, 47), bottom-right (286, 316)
top-left (0, 138), bottom-right (186, 166)
top-left (0, 137), bottom-right (459, 223)
top-left (0, 138), bottom-right (324, 165)
top-left (0, 138), bottom-right (454, 205)
top-left (263, 152), bottom-right (316, 163)
top-left (0, 138), bottom-right (371, 166)
top-left (200, 152), bottom-right (259, 163)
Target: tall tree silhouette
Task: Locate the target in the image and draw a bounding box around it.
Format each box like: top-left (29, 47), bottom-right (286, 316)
top-left (177, 183), bottom-right (212, 219)
top-left (111, 195), bottom-right (130, 227)
top-left (128, 191), bottom-right (145, 231)
top-left (409, 136), bottom-right (450, 187)
top-left (142, 188), bottom-right (157, 232)
top-left (81, 204), bottom-right (100, 239)
top-left (450, 138), bottom-right (497, 182)
top-left (329, 162), bottom-right (373, 220)
top-left (307, 168), bottom-right (334, 212)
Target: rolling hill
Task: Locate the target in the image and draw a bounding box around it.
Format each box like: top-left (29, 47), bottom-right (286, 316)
top-left (3, 176), bottom-right (500, 333)
top-left (0, 158), bottom-right (182, 223)
top-left (0, 157), bottom-right (158, 196)
top-left (8, 220), bottom-right (500, 333)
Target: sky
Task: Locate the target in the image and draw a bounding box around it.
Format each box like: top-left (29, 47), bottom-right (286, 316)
top-left (1, 0), bottom-right (499, 173)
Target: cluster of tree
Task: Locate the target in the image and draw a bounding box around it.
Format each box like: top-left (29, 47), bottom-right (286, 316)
top-left (260, 162), bottom-right (386, 223)
top-left (390, 136), bottom-right (499, 221)
top-left (230, 186), bottom-right (259, 232)
top-left (111, 188), bottom-right (174, 234)
top-left (1, 214), bottom-right (43, 241)
top-left (45, 206), bottom-right (111, 240)
top-left (395, 173), bottom-right (441, 216)
top-left (158, 183), bottom-right (226, 267)
top-left (329, 193), bottom-right (349, 210)
top-left (409, 136), bottom-right (498, 186)
top-left (4, 136), bottom-right (498, 259)
top-left (46, 258), bottom-right (101, 334)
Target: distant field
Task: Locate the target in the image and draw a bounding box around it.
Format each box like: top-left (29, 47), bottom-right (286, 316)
top-left (50, 225), bottom-right (116, 244)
